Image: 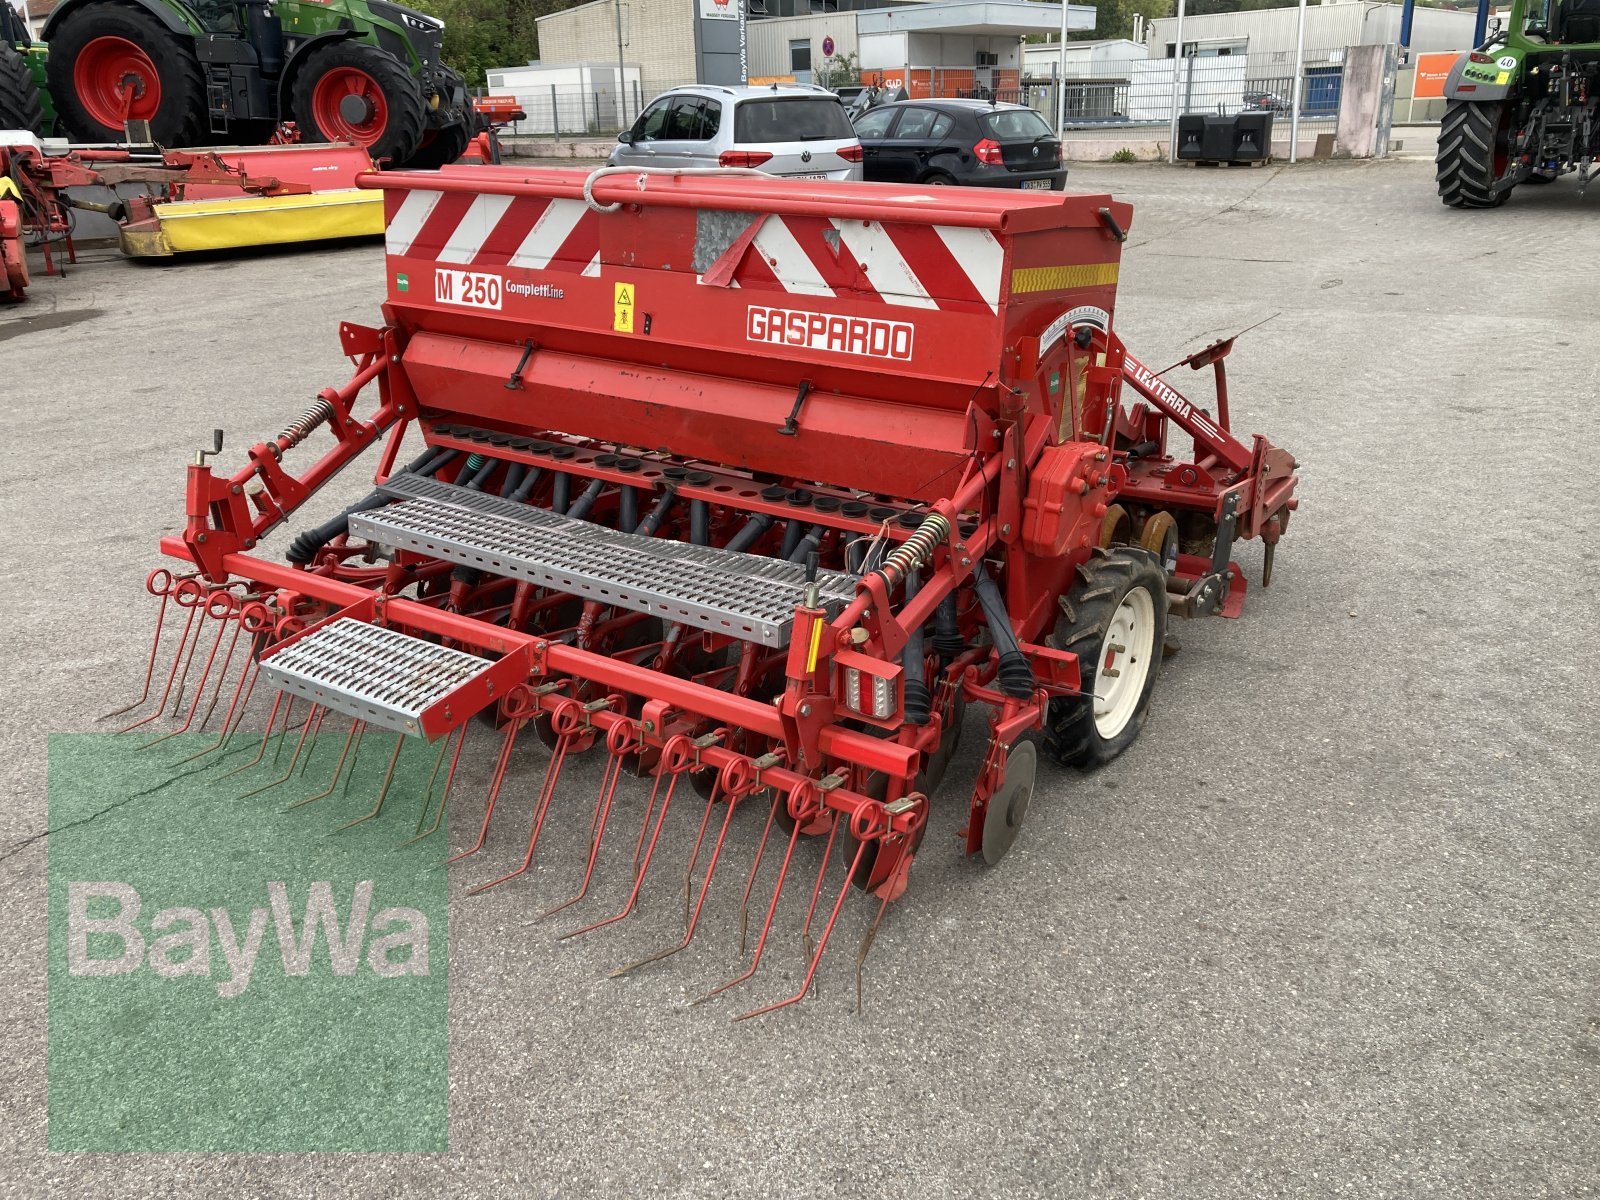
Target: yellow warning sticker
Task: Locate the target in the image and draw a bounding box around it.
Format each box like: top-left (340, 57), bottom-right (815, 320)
top-left (1010, 262), bottom-right (1120, 294)
top-left (1496, 71), bottom-right (1509, 84)
top-left (613, 281), bottom-right (635, 333)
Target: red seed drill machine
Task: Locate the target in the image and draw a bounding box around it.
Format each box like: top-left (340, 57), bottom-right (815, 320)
top-left (121, 165), bottom-right (1299, 1016)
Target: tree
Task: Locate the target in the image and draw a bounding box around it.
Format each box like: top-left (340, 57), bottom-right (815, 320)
top-left (1062, 0), bottom-right (1174, 43)
top-left (409, 0), bottom-right (572, 88)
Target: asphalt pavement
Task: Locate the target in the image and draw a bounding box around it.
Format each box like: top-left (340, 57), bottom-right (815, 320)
top-left (1, 157), bottom-right (1596, 1197)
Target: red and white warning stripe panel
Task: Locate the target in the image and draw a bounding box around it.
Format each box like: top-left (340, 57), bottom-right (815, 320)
top-left (384, 189), bottom-right (601, 276)
top-left (383, 190), bottom-right (1005, 312)
top-left (733, 214), bottom-right (1003, 313)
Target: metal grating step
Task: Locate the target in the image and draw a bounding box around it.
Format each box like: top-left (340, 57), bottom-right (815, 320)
top-left (352, 478), bottom-right (857, 648)
top-left (260, 618), bottom-right (498, 736)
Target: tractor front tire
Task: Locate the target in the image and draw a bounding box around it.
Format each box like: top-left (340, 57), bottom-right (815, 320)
top-left (400, 115), bottom-right (474, 170)
top-left (292, 42), bottom-right (425, 166)
top-left (0, 40), bottom-right (44, 134)
top-left (1045, 549), bottom-right (1167, 770)
top-left (46, 2), bottom-right (206, 145)
top-left (1436, 99), bottom-right (1511, 209)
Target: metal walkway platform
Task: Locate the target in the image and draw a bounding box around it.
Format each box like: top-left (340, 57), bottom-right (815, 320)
top-left (259, 617), bottom-right (499, 736)
top-left (353, 474), bottom-right (857, 648)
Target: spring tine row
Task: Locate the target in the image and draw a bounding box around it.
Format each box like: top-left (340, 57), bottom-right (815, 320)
top-left (119, 601), bottom-right (199, 733)
top-left (693, 800), bottom-right (804, 1007)
top-left (332, 733), bottom-right (407, 832)
top-left (102, 576), bottom-right (179, 720)
top-left (539, 742), bottom-right (630, 920)
top-left (560, 761), bottom-right (689, 941)
top-left (609, 775), bottom-right (738, 978)
top-left (467, 727), bottom-right (576, 894)
top-left (401, 725), bottom-right (467, 849)
top-left (236, 703), bottom-right (324, 801)
top-left (285, 719), bottom-right (363, 809)
top-left (447, 719), bottom-right (520, 864)
top-left (218, 693), bottom-right (288, 782)
top-left (736, 838), bottom-right (870, 1022)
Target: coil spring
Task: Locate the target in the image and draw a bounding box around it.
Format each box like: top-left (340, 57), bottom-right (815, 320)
top-left (881, 512), bottom-right (951, 584)
top-left (276, 397), bottom-right (335, 452)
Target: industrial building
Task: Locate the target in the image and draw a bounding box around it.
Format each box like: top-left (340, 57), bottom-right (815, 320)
top-left (527, 0), bottom-right (1093, 113)
top-left (1145, 1), bottom-right (1480, 60)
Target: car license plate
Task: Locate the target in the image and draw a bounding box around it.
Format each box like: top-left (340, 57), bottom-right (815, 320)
top-left (1022, 179), bottom-right (1052, 190)
top-left (784, 172), bottom-right (827, 180)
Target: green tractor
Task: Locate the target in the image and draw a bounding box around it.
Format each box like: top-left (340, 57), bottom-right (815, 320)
top-left (1435, 0), bottom-right (1600, 206)
top-left (24, 0), bottom-right (474, 167)
top-left (0, 3), bottom-right (52, 135)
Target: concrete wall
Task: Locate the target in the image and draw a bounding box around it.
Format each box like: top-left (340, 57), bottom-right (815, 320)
top-left (1333, 41), bottom-right (1397, 157)
top-left (1147, 2), bottom-right (1475, 60)
top-left (536, 0), bottom-right (698, 103)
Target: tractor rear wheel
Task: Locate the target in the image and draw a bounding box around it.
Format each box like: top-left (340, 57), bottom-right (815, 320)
top-left (0, 40), bottom-right (44, 134)
top-left (47, 2), bottom-right (206, 144)
top-left (1044, 549), bottom-right (1167, 769)
top-left (292, 42), bottom-right (425, 166)
top-left (1436, 98), bottom-right (1512, 208)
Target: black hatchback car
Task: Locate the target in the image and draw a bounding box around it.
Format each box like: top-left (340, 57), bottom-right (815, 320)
top-left (851, 100), bottom-right (1066, 190)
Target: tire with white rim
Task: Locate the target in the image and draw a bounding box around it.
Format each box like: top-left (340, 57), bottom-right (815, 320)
top-left (1044, 548), bottom-right (1166, 768)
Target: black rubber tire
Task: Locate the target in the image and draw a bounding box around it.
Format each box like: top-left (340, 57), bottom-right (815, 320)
top-left (400, 115), bottom-right (473, 170)
top-left (290, 41), bottom-right (425, 166)
top-left (0, 41), bottom-right (43, 135)
top-left (1044, 549), bottom-right (1167, 770)
top-left (1436, 98), bottom-right (1511, 209)
top-left (46, 2), bottom-right (206, 145)
top-left (919, 170), bottom-right (956, 185)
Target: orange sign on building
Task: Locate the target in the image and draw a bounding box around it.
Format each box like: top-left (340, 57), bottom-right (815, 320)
top-left (1413, 52), bottom-right (1460, 99)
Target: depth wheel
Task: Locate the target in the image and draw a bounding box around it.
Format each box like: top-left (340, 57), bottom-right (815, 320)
top-left (46, 2), bottom-right (206, 144)
top-left (291, 42), bottom-right (425, 165)
top-left (1045, 549), bottom-right (1167, 769)
top-left (1436, 99), bottom-right (1512, 209)
top-left (0, 41), bottom-right (44, 135)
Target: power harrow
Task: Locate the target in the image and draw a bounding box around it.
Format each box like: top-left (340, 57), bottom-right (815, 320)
top-left (117, 165), bottom-right (1299, 1015)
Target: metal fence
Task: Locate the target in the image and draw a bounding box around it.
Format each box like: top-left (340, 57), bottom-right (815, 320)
top-left (485, 80), bottom-right (697, 140)
top-left (1023, 48), bottom-right (1348, 130)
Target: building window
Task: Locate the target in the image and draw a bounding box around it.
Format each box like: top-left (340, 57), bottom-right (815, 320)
top-left (790, 39), bottom-right (812, 73)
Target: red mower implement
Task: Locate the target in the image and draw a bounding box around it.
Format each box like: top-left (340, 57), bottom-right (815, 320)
top-left (123, 166), bottom-right (1300, 1015)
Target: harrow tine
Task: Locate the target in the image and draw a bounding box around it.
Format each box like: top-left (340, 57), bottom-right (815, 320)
top-left (217, 692), bottom-right (288, 782)
top-left (136, 598), bottom-right (238, 751)
top-left (736, 791), bottom-right (782, 957)
top-left (235, 704), bottom-right (324, 801)
top-left (802, 819), bottom-right (843, 970)
top-left (610, 780), bottom-right (732, 978)
top-left (467, 728), bottom-right (576, 895)
top-left (332, 733), bottom-right (406, 832)
top-left (854, 893), bottom-right (892, 1015)
top-left (692, 796), bottom-right (805, 1007)
top-left (559, 745), bottom-right (693, 940)
top-left (101, 570), bottom-right (181, 720)
top-left (118, 599), bottom-right (199, 733)
top-left (736, 839), bottom-right (870, 1022)
top-left (164, 597), bottom-right (213, 719)
top-left (192, 614), bottom-right (250, 735)
top-left (297, 705), bottom-right (328, 775)
top-left (169, 602), bottom-right (274, 768)
top-left (285, 719), bottom-right (363, 809)
top-left (539, 723), bottom-right (639, 919)
top-left (400, 725), bottom-right (467, 848)
top-left (446, 719), bottom-right (520, 864)
top-left (675, 778), bottom-right (725, 931)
